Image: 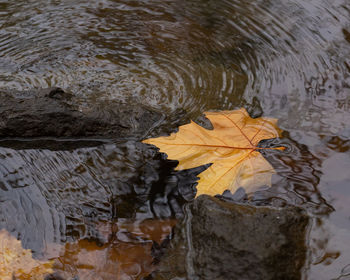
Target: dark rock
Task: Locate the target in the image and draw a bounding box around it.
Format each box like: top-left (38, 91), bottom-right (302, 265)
top-left (152, 195), bottom-right (309, 280)
top-left (0, 87), bottom-right (162, 139)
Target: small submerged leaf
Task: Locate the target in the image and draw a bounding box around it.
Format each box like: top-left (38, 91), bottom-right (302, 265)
top-left (143, 108), bottom-right (284, 196)
top-left (0, 229), bottom-right (53, 280)
top-left (53, 219), bottom-right (176, 280)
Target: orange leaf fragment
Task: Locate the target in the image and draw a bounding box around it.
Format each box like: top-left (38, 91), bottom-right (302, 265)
top-left (0, 229), bottom-right (53, 280)
top-left (143, 108), bottom-right (284, 196)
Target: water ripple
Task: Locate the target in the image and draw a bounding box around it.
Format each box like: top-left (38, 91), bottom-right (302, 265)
top-left (1, 0), bottom-right (349, 135)
top-left (1, 0), bottom-right (350, 277)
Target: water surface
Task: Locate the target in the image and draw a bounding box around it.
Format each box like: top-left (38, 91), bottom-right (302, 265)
top-left (1, 0), bottom-right (350, 279)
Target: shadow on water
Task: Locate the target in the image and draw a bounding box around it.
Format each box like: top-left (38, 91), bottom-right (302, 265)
top-left (0, 140), bottom-right (199, 243)
top-left (1, 0), bottom-right (350, 278)
top-left (0, 140), bottom-right (203, 279)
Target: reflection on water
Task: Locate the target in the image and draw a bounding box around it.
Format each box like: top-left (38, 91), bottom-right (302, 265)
top-left (1, 0), bottom-right (350, 278)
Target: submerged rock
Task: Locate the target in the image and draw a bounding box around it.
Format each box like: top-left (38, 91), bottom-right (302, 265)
top-left (152, 195), bottom-right (309, 280)
top-left (0, 87), bottom-right (161, 139)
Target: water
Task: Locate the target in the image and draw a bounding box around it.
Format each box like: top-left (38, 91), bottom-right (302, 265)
top-left (1, 0), bottom-right (350, 279)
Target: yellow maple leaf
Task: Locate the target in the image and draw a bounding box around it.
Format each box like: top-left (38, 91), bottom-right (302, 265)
top-left (143, 108), bottom-right (284, 196)
top-left (0, 229), bottom-right (53, 280)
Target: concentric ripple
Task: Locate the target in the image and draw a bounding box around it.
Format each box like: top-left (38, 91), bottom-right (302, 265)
top-left (1, 0), bottom-right (349, 132)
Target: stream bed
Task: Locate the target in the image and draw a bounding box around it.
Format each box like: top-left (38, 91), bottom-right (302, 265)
top-left (1, 0), bottom-right (350, 279)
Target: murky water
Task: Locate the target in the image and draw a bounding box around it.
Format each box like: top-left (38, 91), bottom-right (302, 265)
top-left (1, 0), bottom-right (350, 279)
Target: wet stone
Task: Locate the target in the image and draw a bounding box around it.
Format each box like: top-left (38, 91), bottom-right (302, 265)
top-left (151, 195), bottom-right (309, 280)
top-left (0, 87), bottom-right (162, 139)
